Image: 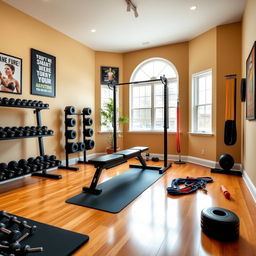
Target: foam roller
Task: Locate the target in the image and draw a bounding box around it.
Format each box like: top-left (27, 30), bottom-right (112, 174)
top-left (66, 142), bottom-right (79, 153)
top-left (84, 118), bottom-right (93, 126)
top-left (65, 106), bottom-right (76, 115)
top-left (85, 140), bottom-right (95, 150)
top-left (83, 107), bottom-right (92, 115)
top-left (77, 142), bottom-right (86, 152)
top-left (84, 128), bottom-right (93, 137)
top-left (66, 118), bottom-right (76, 127)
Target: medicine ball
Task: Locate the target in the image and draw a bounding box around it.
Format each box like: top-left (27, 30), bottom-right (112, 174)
top-left (219, 154), bottom-right (234, 170)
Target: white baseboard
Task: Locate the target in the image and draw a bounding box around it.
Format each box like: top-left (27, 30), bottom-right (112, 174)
top-left (61, 153), bottom-right (104, 166)
top-left (243, 170), bottom-right (256, 203)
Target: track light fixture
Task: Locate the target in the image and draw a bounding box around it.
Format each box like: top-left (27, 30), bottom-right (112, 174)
top-left (125, 0), bottom-right (138, 18)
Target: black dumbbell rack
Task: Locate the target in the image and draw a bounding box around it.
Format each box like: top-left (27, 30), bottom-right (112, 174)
top-left (59, 109), bottom-right (82, 171)
top-left (0, 98), bottom-right (62, 182)
top-left (77, 111), bottom-right (94, 164)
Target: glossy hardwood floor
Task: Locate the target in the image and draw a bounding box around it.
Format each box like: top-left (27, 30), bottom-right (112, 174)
top-left (0, 159), bottom-right (255, 256)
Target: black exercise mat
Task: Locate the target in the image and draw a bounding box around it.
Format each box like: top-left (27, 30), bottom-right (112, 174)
top-left (0, 213), bottom-right (89, 256)
top-left (66, 168), bottom-right (164, 213)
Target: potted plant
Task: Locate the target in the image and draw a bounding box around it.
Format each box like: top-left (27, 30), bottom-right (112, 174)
top-left (101, 98), bottom-right (128, 153)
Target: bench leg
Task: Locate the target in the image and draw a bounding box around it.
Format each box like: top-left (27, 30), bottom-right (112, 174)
top-left (82, 167), bottom-right (103, 195)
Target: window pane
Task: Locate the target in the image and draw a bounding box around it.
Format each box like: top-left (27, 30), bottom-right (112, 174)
top-left (130, 58), bottom-right (178, 131)
top-left (197, 105), bottom-right (211, 132)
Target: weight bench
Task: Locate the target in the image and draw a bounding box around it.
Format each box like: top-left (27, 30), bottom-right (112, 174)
top-left (83, 146), bottom-right (164, 195)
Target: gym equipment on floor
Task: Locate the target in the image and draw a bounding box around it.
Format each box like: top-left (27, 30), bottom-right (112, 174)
top-left (67, 167), bottom-right (164, 213)
top-left (0, 210), bottom-right (89, 256)
top-left (106, 76), bottom-right (172, 173)
top-left (201, 207), bottom-right (239, 241)
top-left (166, 177), bottom-right (213, 195)
top-left (81, 146), bottom-right (163, 196)
top-left (224, 74), bottom-right (237, 145)
top-left (60, 106), bottom-right (94, 170)
top-left (0, 100), bottom-right (61, 182)
top-left (211, 154), bottom-right (242, 176)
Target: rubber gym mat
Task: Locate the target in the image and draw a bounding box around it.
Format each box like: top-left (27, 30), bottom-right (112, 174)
top-left (66, 168), bottom-right (164, 213)
top-left (0, 213), bottom-right (89, 256)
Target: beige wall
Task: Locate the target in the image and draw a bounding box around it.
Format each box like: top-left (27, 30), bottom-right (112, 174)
top-left (94, 52), bottom-right (123, 153)
top-left (188, 28), bottom-right (217, 161)
top-left (122, 43), bottom-right (189, 155)
top-left (216, 23), bottom-right (242, 163)
top-left (0, 2), bottom-right (95, 162)
top-left (242, 0), bottom-right (256, 186)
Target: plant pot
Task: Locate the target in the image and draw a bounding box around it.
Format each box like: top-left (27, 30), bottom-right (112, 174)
top-left (106, 147), bottom-right (120, 154)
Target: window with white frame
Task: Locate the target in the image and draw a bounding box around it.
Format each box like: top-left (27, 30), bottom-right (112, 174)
top-left (101, 85), bottom-right (119, 132)
top-left (130, 58), bottom-right (178, 131)
top-left (192, 69), bottom-right (212, 133)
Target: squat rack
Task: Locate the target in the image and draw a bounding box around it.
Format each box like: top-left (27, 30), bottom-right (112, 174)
top-left (108, 75), bottom-right (172, 171)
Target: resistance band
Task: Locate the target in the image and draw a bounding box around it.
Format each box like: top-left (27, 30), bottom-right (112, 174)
top-left (224, 75), bottom-right (237, 145)
top-left (167, 177), bottom-right (213, 195)
top-left (176, 100), bottom-right (181, 153)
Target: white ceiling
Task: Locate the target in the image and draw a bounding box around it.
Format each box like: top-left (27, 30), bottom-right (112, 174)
top-left (3, 0), bottom-right (246, 53)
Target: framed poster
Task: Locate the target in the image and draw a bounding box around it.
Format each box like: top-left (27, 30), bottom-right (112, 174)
top-left (0, 52), bottom-right (22, 94)
top-left (31, 48), bottom-right (56, 97)
top-left (101, 66), bottom-right (119, 85)
top-left (246, 41), bottom-right (256, 120)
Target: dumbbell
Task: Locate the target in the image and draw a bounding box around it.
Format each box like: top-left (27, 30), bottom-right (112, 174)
top-left (35, 156), bottom-right (51, 169)
top-left (65, 130), bottom-right (76, 139)
top-left (47, 130), bottom-right (54, 136)
top-left (43, 103), bottom-right (49, 108)
top-left (85, 140), bottom-right (95, 150)
top-left (0, 163), bottom-right (15, 179)
top-left (77, 142), bottom-right (86, 152)
top-left (8, 98), bottom-right (15, 105)
top-left (83, 107), bottom-right (92, 115)
top-left (29, 129), bottom-right (37, 136)
top-left (84, 128), bottom-right (93, 137)
top-left (0, 130), bottom-right (7, 138)
top-left (8, 161), bottom-right (23, 176)
top-left (26, 100), bottom-right (33, 106)
top-left (65, 106), bottom-right (76, 115)
top-left (14, 129), bottom-right (23, 137)
top-left (37, 101), bottom-right (43, 107)
top-left (1, 97), bottom-right (9, 105)
top-left (0, 212), bottom-right (37, 233)
top-left (66, 142), bottom-right (78, 153)
top-left (14, 98), bottom-right (21, 106)
top-left (84, 118), bottom-right (93, 126)
top-left (32, 100), bottom-right (38, 107)
top-left (20, 99), bottom-right (27, 106)
top-left (43, 155), bottom-right (54, 168)
top-left (16, 244), bottom-right (43, 254)
top-left (18, 159), bottom-right (31, 174)
top-left (0, 171), bottom-right (6, 181)
top-left (66, 118), bottom-right (76, 127)
top-left (32, 158), bottom-right (44, 171)
top-left (27, 158), bottom-right (38, 173)
top-left (0, 222), bottom-right (21, 241)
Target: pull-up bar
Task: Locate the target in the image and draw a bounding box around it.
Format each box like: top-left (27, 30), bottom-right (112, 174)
top-left (107, 75), bottom-right (171, 169)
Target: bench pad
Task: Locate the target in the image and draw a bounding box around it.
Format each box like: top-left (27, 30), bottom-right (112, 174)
top-left (129, 146), bottom-right (149, 152)
top-left (88, 154), bottom-right (124, 166)
top-left (113, 149), bottom-right (140, 158)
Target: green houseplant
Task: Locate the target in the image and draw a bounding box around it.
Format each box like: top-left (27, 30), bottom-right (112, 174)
top-left (101, 98), bottom-right (128, 153)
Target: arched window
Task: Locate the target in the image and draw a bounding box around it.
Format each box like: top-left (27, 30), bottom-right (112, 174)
top-left (129, 58), bottom-right (178, 131)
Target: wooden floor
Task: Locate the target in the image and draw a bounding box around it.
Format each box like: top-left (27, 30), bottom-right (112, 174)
top-left (0, 160), bottom-right (256, 256)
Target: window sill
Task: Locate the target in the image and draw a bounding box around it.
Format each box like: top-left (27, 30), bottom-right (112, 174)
top-left (128, 130), bottom-right (176, 135)
top-left (189, 132), bottom-right (214, 136)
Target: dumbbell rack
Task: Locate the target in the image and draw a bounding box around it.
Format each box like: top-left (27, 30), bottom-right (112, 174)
top-left (77, 110), bottom-right (94, 164)
top-left (59, 109), bottom-right (83, 171)
top-left (0, 99), bottom-right (62, 182)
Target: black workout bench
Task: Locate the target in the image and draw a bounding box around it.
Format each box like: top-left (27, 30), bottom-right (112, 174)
top-left (82, 146), bottom-right (165, 195)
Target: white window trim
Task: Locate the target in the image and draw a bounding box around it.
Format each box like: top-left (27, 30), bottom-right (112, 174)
top-left (129, 58), bottom-right (179, 132)
top-left (191, 69), bottom-right (213, 134)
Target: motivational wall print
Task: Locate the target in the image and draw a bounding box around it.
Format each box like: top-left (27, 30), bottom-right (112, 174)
top-left (31, 49), bottom-right (56, 97)
top-left (0, 52), bottom-right (22, 95)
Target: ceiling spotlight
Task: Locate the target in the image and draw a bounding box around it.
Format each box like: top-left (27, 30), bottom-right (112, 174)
top-left (91, 29), bottom-right (96, 33)
top-left (190, 6), bottom-right (197, 11)
top-left (125, 0), bottom-right (138, 18)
